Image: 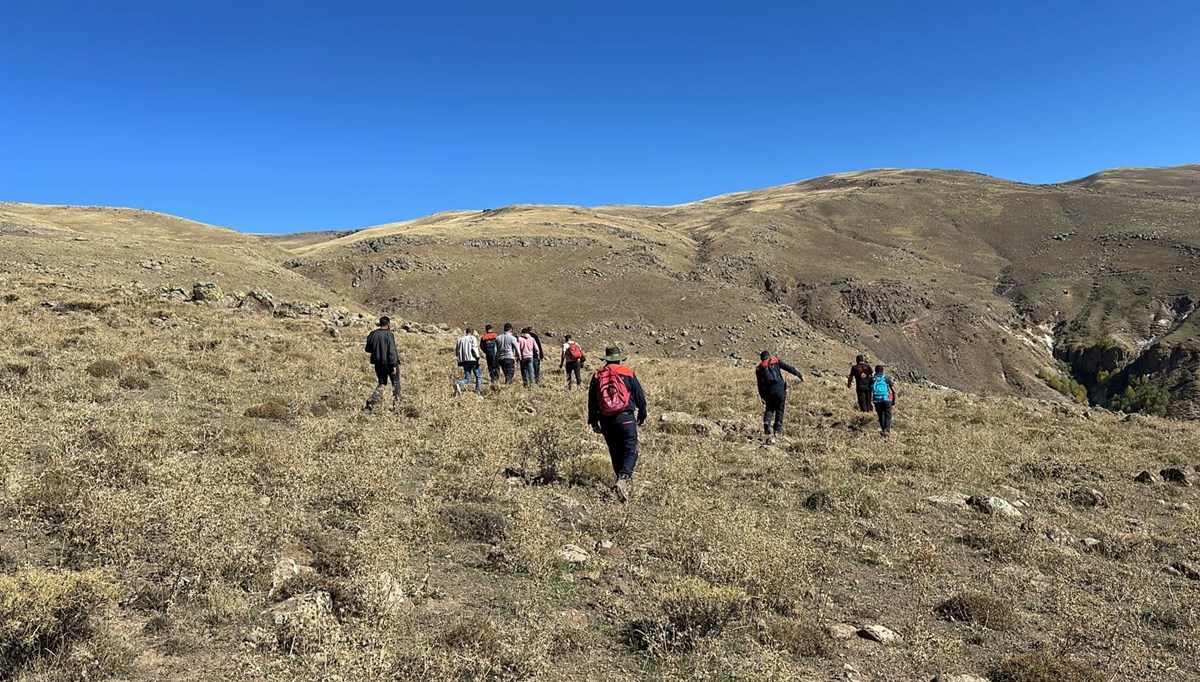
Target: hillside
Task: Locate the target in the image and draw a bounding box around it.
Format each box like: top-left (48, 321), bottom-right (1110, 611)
top-left (279, 166), bottom-right (1200, 418)
top-left (0, 202), bottom-right (347, 309)
top-left (0, 286), bottom-right (1197, 681)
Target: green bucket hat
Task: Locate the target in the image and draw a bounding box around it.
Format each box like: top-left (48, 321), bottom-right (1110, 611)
top-left (601, 345), bottom-right (627, 362)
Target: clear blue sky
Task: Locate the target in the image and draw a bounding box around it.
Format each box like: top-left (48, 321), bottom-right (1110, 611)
top-left (2, 1), bottom-right (1198, 233)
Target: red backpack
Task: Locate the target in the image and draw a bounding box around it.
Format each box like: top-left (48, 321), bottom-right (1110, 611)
top-left (597, 364), bottom-right (632, 417)
top-left (567, 341), bottom-right (584, 362)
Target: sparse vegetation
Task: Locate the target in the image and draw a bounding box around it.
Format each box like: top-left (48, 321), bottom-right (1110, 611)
top-left (1108, 375), bottom-right (1171, 416)
top-left (118, 374), bottom-right (151, 390)
top-left (991, 651), bottom-right (1103, 682)
top-left (1037, 368), bottom-right (1088, 404)
top-left (86, 359), bottom-right (123, 378)
top-left (243, 400), bottom-right (291, 420)
top-left (936, 591), bottom-right (1018, 630)
top-left (0, 569), bottom-right (122, 677)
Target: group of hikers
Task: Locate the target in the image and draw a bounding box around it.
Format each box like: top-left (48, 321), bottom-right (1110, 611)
top-left (364, 317), bottom-right (897, 502)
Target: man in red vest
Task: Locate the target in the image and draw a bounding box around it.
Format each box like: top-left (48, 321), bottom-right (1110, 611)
top-left (756, 349), bottom-right (804, 444)
top-left (587, 346), bottom-right (648, 502)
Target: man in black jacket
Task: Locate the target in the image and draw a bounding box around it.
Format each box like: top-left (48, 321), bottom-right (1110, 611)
top-left (847, 354), bottom-right (875, 412)
top-left (364, 316), bottom-right (400, 411)
top-left (756, 349), bottom-right (804, 443)
top-left (588, 346), bottom-right (647, 503)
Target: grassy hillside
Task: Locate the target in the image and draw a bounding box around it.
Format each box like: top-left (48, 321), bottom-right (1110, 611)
top-left (280, 166), bottom-right (1200, 416)
top-left (0, 287), bottom-right (1197, 681)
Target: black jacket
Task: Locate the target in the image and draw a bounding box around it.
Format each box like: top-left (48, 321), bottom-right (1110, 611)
top-left (365, 328), bottom-right (399, 366)
top-left (848, 362), bottom-right (874, 389)
top-left (756, 357), bottom-right (803, 399)
top-left (588, 363), bottom-right (648, 426)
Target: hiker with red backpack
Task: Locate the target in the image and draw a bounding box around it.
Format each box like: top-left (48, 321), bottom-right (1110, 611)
top-left (871, 364), bottom-right (897, 437)
top-left (847, 354), bottom-right (875, 412)
top-left (755, 349), bottom-right (804, 444)
top-left (588, 346), bottom-right (648, 503)
top-left (560, 334), bottom-right (586, 389)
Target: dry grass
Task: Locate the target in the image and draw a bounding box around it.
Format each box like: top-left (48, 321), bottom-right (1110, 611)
top-left (0, 290), bottom-right (1197, 681)
top-left (936, 591), bottom-right (1018, 630)
top-left (990, 651), bottom-right (1103, 682)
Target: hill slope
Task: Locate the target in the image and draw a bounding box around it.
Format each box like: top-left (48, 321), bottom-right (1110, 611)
top-left (280, 166), bottom-right (1200, 418)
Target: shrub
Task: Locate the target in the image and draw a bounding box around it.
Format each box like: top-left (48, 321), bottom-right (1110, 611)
top-left (959, 527), bottom-right (1034, 563)
top-left (632, 578), bottom-right (749, 652)
top-left (562, 453), bottom-right (613, 487)
top-left (802, 486), bottom-right (880, 518)
top-left (440, 503), bottom-right (508, 543)
top-left (86, 359), bottom-right (123, 379)
top-left (1107, 375), bottom-right (1170, 417)
top-left (1037, 369), bottom-right (1088, 404)
top-left (0, 568), bottom-right (119, 674)
top-left (521, 424), bottom-right (580, 483)
top-left (936, 592), bottom-right (1018, 630)
top-left (990, 651), bottom-right (1102, 682)
top-left (243, 401), bottom-right (291, 420)
top-left (761, 618), bottom-right (832, 657)
top-left (120, 353), bottom-right (157, 369)
top-left (118, 375), bottom-right (151, 390)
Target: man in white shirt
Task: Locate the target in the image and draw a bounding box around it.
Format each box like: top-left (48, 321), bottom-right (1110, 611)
top-left (454, 327), bottom-right (483, 395)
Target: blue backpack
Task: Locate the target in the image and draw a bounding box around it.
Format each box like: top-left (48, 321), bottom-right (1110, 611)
top-left (872, 374), bottom-right (891, 402)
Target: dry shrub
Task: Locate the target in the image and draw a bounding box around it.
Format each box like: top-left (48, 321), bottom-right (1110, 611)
top-left (632, 578), bottom-right (749, 653)
top-left (936, 592), bottom-right (1018, 630)
top-left (990, 652), bottom-right (1103, 682)
top-left (802, 486), bottom-right (880, 518)
top-left (120, 352), bottom-right (157, 369)
top-left (761, 617), bottom-right (832, 657)
top-left (118, 374), bottom-right (151, 390)
top-left (61, 299), bottom-right (110, 313)
top-left (4, 362), bottom-right (29, 378)
top-left (521, 423), bottom-right (581, 482)
top-left (440, 503), bottom-right (508, 543)
top-left (0, 568), bottom-right (119, 675)
top-left (432, 617), bottom-right (548, 679)
top-left (244, 401), bottom-right (291, 420)
top-left (960, 526), bottom-right (1034, 563)
top-left (86, 359), bottom-right (123, 378)
top-left (562, 453), bottom-right (612, 487)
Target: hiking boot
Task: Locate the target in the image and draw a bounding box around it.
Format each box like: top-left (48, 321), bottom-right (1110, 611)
top-left (764, 434), bottom-right (775, 446)
top-left (453, 383), bottom-right (462, 397)
top-left (615, 478), bottom-right (631, 503)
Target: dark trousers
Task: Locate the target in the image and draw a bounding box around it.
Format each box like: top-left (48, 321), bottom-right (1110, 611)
top-left (520, 359), bottom-right (535, 387)
top-left (565, 360), bottom-right (583, 388)
top-left (856, 387), bottom-right (874, 412)
top-left (600, 413), bottom-right (639, 480)
top-left (500, 358), bottom-right (516, 384)
top-left (875, 401), bottom-right (893, 433)
top-left (532, 357), bottom-right (542, 384)
top-left (368, 363), bottom-right (400, 406)
top-left (763, 390), bottom-right (786, 434)
top-left (485, 353), bottom-right (500, 382)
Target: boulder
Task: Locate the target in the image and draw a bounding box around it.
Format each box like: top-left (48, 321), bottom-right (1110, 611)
top-left (262, 591), bottom-right (338, 652)
top-left (926, 493), bottom-right (970, 509)
top-left (966, 495), bottom-right (1023, 518)
top-left (191, 281), bottom-right (224, 302)
top-left (238, 290), bottom-right (276, 313)
top-left (1161, 468), bottom-right (1191, 486)
top-left (858, 624), bottom-right (901, 644)
top-left (658, 411), bottom-right (723, 437)
top-left (561, 544), bottom-right (590, 564)
top-left (269, 557), bottom-right (316, 598)
top-left (827, 623), bottom-right (859, 640)
top-left (1134, 470), bottom-right (1157, 484)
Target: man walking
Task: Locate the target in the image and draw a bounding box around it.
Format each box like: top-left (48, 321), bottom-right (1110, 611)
top-left (454, 327), bottom-right (483, 396)
top-left (871, 364), bottom-right (898, 437)
top-left (480, 324), bottom-right (500, 383)
top-left (364, 316), bottom-right (400, 411)
top-left (495, 323), bottom-right (520, 385)
top-left (847, 354), bottom-right (875, 412)
top-left (518, 327), bottom-right (538, 388)
top-left (755, 349), bottom-right (804, 444)
top-left (588, 346), bottom-right (647, 503)
top-left (560, 334), bottom-right (586, 389)
top-left (528, 327), bottom-right (546, 385)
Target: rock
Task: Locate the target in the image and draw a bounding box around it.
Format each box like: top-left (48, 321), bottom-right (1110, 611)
top-left (1171, 561), bottom-right (1200, 580)
top-left (1082, 537), bottom-right (1102, 551)
top-left (191, 281), bottom-right (224, 302)
top-left (966, 495), bottom-right (1023, 518)
top-left (262, 591), bottom-right (338, 652)
top-left (658, 411), bottom-right (723, 437)
top-left (561, 544), bottom-right (590, 564)
top-left (1062, 485), bottom-right (1107, 508)
top-left (377, 571), bottom-right (406, 613)
top-left (1170, 502), bottom-right (1191, 511)
top-left (1134, 470), bottom-right (1157, 484)
top-left (858, 624), bottom-right (901, 644)
top-left (421, 325), bottom-right (439, 334)
top-left (269, 557), bottom-right (315, 598)
top-left (1161, 468), bottom-right (1191, 486)
top-left (595, 539), bottom-right (615, 556)
top-left (926, 493), bottom-right (970, 509)
top-left (238, 290), bottom-right (276, 312)
top-left (827, 623), bottom-right (859, 640)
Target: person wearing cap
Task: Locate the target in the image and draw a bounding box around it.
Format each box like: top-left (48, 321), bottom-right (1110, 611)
top-left (364, 316), bottom-right (400, 411)
top-left (755, 349), bottom-right (804, 443)
top-left (587, 346), bottom-right (648, 503)
top-left (480, 324), bottom-right (500, 383)
top-left (847, 354), bottom-right (875, 413)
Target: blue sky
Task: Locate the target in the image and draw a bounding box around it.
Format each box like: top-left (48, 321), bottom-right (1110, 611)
top-left (2, 1), bottom-right (1198, 233)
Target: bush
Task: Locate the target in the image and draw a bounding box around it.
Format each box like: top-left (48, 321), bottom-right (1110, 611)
top-left (936, 592), bottom-right (1018, 630)
top-left (1037, 369), bottom-right (1088, 404)
top-left (118, 375), bottom-right (151, 390)
top-left (243, 401), bottom-right (291, 420)
top-left (632, 578), bottom-right (749, 652)
top-left (0, 569), bottom-right (119, 674)
top-left (991, 651), bottom-right (1102, 682)
top-left (761, 618), bottom-right (832, 657)
top-left (521, 424), bottom-right (580, 483)
top-left (1107, 375), bottom-right (1170, 417)
top-left (120, 353), bottom-right (157, 369)
top-left (86, 359), bottom-right (123, 379)
top-left (802, 486), bottom-right (880, 518)
top-left (562, 453), bottom-right (613, 487)
top-left (440, 503), bottom-right (508, 543)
